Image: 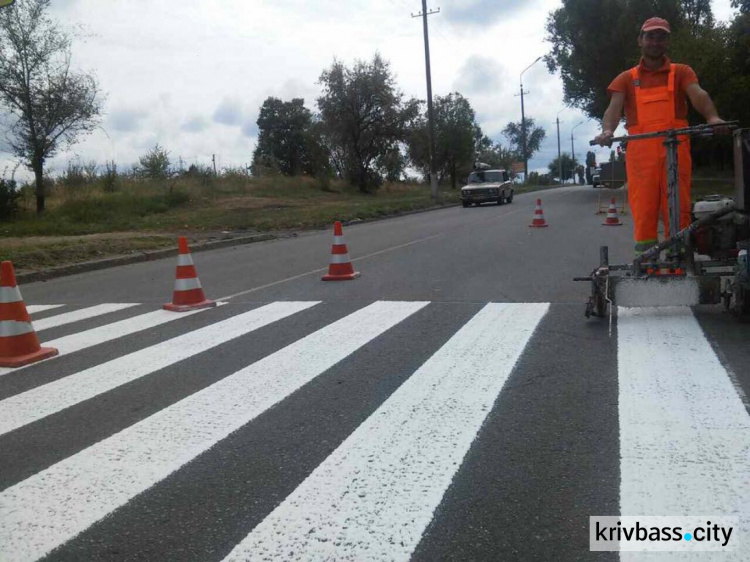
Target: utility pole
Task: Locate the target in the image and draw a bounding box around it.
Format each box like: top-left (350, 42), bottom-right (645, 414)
top-left (571, 121), bottom-right (584, 184)
top-left (212, 154), bottom-right (217, 177)
top-left (556, 108), bottom-right (565, 185)
top-left (412, 2), bottom-right (440, 201)
top-left (517, 57), bottom-right (542, 183)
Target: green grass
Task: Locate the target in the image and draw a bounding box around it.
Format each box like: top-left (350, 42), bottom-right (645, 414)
top-left (1, 175), bottom-right (462, 270)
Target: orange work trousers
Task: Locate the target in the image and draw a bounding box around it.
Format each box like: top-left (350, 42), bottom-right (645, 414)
top-left (625, 135), bottom-right (691, 255)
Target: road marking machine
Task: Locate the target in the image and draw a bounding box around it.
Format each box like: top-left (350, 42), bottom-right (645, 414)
top-left (575, 122), bottom-right (750, 323)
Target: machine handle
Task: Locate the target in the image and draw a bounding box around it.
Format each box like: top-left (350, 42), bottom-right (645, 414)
top-left (589, 121), bottom-right (740, 146)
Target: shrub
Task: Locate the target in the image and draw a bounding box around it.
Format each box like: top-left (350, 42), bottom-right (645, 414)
top-left (0, 177), bottom-right (20, 219)
top-left (137, 144), bottom-right (172, 180)
top-left (103, 161), bottom-right (118, 192)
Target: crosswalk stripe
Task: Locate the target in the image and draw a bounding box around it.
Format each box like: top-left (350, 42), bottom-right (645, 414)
top-left (0, 301), bottom-right (319, 437)
top-left (618, 307), bottom-right (750, 561)
top-left (31, 303), bottom-right (140, 332)
top-left (26, 305), bottom-right (65, 314)
top-left (0, 307), bottom-right (212, 378)
top-left (224, 302), bottom-right (549, 562)
top-left (0, 300), bottom-right (428, 562)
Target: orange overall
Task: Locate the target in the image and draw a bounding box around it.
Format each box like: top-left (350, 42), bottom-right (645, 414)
top-left (625, 64), bottom-right (691, 255)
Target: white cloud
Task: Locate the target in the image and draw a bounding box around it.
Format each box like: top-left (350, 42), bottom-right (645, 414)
top-left (0, 0), bottom-right (737, 181)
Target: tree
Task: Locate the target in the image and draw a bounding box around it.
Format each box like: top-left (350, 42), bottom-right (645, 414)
top-left (585, 150), bottom-right (597, 184)
top-left (137, 144), bottom-right (171, 180)
top-left (251, 97), bottom-right (319, 176)
top-left (407, 93), bottom-right (481, 188)
top-left (502, 118), bottom-right (546, 163)
top-left (0, 0), bottom-right (103, 213)
top-left (474, 135), bottom-right (514, 171)
top-left (548, 153), bottom-right (577, 183)
top-left (317, 54), bottom-right (419, 192)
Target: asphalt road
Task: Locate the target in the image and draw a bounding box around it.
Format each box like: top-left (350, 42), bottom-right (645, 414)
top-left (1, 185), bottom-right (749, 561)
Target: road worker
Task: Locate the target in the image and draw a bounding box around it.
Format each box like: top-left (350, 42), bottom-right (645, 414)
top-left (594, 16), bottom-right (726, 256)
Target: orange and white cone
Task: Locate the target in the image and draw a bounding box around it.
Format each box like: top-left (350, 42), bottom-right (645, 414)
top-left (163, 237), bottom-right (217, 312)
top-left (529, 199), bottom-right (549, 227)
top-left (322, 221), bottom-right (360, 281)
top-left (602, 198), bottom-right (623, 226)
top-left (0, 261), bottom-right (59, 368)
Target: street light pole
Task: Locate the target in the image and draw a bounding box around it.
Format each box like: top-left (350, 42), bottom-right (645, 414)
top-left (571, 120), bottom-right (584, 184)
top-left (519, 56), bottom-right (541, 183)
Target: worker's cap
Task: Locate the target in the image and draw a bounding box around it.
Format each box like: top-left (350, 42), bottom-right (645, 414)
top-left (641, 17), bottom-right (671, 34)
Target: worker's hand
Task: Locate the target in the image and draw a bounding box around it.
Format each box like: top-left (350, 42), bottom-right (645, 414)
top-left (707, 117), bottom-right (730, 135)
top-left (594, 130), bottom-right (614, 147)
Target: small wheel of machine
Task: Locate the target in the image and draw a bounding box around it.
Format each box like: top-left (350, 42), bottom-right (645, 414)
top-left (506, 190), bottom-right (513, 204)
top-left (462, 201), bottom-right (470, 208)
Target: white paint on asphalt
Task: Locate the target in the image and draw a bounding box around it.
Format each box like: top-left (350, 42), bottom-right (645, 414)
top-left (0, 301), bottom-right (318, 435)
top-left (618, 306), bottom-right (750, 562)
top-left (0, 306), bottom-right (215, 378)
top-left (31, 303), bottom-right (140, 332)
top-left (26, 305), bottom-right (65, 314)
top-left (224, 302), bottom-right (550, 562)
top-left (0, 300), bottom-right (428, 562)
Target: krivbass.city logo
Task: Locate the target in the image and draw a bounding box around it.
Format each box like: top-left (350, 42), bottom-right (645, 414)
top-left (590, 516), bottom-right (739, 552)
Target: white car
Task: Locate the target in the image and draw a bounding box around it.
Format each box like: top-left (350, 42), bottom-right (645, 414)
top-left (460, 169), bottom-right (514, 207)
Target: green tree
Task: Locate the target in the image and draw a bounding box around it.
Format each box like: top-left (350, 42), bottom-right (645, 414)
top-left (474, 135), bottom-right (514, 171)
top-left (544, 0), bottom-right (717, 118)
top-left (251, 97), bottom-right (321, 176)
top-left (137, 144), bottom-right (171, 180)
top-left (317, 54), bottom-right (419, 192)
top-left (407, 93), bottom-right (481, 188)
top-left (548, 153), bottom-right (577, 182)
top-left (0, 0), bottom-right (103, 213)
top-left (502, 118), bottom-right (546, 163)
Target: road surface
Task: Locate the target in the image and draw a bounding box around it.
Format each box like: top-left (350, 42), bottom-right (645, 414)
top-left (1, 185), bottom-right (748, 561)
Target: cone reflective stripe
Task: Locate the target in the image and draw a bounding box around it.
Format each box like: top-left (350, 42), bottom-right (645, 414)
top-left (529, 198), bottom-right (549, 228)
top-left (602, 198), bottom-right (623, 226)
top-left (322, 221), bottom-right (360, 281)
top-left (0, 261), bottom-right (58, 368)
top-left (163, 237), bottom-right (217, 312)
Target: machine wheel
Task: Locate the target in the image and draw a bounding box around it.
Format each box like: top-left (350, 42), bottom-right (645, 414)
top-left (497, 194), bottom-right (504, 205)
top-left (462, 201), bottom-right (470, 208)
top-left (506, 190), bottom-right (513, 203)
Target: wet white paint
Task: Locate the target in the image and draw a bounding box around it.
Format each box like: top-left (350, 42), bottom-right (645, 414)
top-left (31, 303), bottom-right (140, 332)
top-left (0, 301), bottom-right (427, 562)
top-left (0, 301), bottom-right (318, 435)
top-left (0, 306), bottom-right (214, 378)
top-left (618, 306), bottom-right (750, 562)
top-left (26, 305), bottom-right (65, 314)
top-left (224, 303), bottom-right (550, 562)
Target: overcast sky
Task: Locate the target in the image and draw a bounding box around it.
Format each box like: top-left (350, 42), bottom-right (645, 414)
top-left (0, 0), bottom-right (739, 180)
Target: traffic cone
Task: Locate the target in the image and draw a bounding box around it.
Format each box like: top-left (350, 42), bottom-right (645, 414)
top-left (163, 237), bottom-right (217, 312)
top-left (529, 199), bottom-right (549, 227)
top-left (602, 198), bottom-right (623, 226)
top-left (0, 261), bottom-right (59, 368)
top-left (322, 221), bottom-right (360, 281)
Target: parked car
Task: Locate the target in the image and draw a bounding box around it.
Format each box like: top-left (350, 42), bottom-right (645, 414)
top-left (460, 169), bottom-right (514, 207)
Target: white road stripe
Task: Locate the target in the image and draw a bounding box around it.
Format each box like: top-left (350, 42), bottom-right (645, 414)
top-left (0, 301), bottom-right (319, 436)
top-left (0, 307), bottom-right (213, 378)
top-left (27, 305), bottom-right (65, 314)
top-left (32, 303), bottom-right (140, 332)
top-left (0, 300), bottom-right (428, 562)
top-left (224, 302), bottom-right (549, 562)
top-left (618, 307), bottom-right (750, 562)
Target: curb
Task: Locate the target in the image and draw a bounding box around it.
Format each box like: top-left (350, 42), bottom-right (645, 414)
top-left (15, 233), bottom-right (277, 284)
top-left (13, 201), bottom-right (462, 284)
